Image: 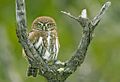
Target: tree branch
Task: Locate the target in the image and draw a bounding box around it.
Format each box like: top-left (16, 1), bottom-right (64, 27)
top-left (92, 1), bottom-right (111, 27)
top-left (61, 1), bottom-right (111, 78)
top-left (16, 0), bottom-right (52, 77)
top-left (16, 0), bottom-right (111, 82)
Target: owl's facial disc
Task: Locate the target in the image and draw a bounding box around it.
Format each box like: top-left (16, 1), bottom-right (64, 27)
top-left (32, 16), bottom-right (56, 31)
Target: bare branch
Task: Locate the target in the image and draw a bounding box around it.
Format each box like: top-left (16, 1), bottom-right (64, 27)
top-left (16, 0), bottom-right (34, 64)
top-left (16, 0), bottom-right (27, 30)
top-left (16, 0), bottom-right (51, 77)
top-left (61, 10), bottom-right (89, 28)
top-left (61, 1), bottom-right (111, 77)
top-left (61, 11), bottom-right (78, 21)
top-left (92, 1), bottom-right (111, 27)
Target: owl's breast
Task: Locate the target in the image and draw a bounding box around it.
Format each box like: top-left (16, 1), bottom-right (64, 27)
top-left (31, 30), bottom-right (59, 61)
top-left (33, 31), bottom-right (51, 60)
top-left (34, 37), bottom-right (43, 49)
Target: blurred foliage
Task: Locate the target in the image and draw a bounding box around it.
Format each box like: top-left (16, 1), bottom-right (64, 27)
top-left (0, 0), bottom-right (120, 82)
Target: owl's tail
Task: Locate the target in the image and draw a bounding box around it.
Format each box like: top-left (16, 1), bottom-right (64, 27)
top-left (27, 66), bottom-right (38, 77)
top-left (22, 49), bottom-right (38, 77)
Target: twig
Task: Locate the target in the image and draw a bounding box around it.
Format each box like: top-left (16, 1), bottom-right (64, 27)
top-left (92, 1), bottom-right (111, 30)
top-left (61, 11), bottom-right (78, 21)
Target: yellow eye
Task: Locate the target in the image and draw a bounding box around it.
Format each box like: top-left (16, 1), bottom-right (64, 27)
top-left (46, 23), bottom-right (54, 28)
top-left (37, 22), bottom-right (43, 28)
top-left (47, 24), bottom-right (51, 28)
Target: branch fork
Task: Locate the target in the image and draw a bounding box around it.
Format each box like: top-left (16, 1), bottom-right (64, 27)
top-left (16, 0), bottom-right (111, 81)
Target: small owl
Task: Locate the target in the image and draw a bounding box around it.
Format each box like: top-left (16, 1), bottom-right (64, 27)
top-left (25, 16), bottom-right (60, 77)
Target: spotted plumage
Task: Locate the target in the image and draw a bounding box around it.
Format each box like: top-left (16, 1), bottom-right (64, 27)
top-left (28, 28), bottom-right (59, 61)
top-left (24, 16), bottom-right (60, 77)
top-left (28, 16), bottom-right (59, 61)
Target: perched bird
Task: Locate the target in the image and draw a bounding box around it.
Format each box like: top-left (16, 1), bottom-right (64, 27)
top-left (24, 16), bottom-right (60, 77)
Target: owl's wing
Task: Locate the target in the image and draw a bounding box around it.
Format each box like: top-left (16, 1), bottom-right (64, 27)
top-left (22, 29), bottom-right (41, 60)
top-left (28, 30), bottom-right (40, 44)
top-left (29, 30), bottom-right (47, 59)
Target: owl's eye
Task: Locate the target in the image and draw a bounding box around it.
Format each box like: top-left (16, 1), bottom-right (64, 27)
top-left (37, 22), bottom-right (43, 28)
top-left (46, 23), bottom-right (54, 28)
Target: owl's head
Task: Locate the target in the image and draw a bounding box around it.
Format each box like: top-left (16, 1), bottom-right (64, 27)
top-left (31, 16), bottom-right (56, 31)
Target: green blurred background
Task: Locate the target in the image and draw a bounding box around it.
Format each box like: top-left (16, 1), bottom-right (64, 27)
top-left (0, 0), bottom-right (120, 82)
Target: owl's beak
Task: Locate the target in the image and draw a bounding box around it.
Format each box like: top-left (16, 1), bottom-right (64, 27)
top-left (43, 26), bottom-right (46, 31)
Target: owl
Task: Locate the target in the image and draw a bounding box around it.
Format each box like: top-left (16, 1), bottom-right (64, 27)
top-left (25, 16), bottom-right (60, 77)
